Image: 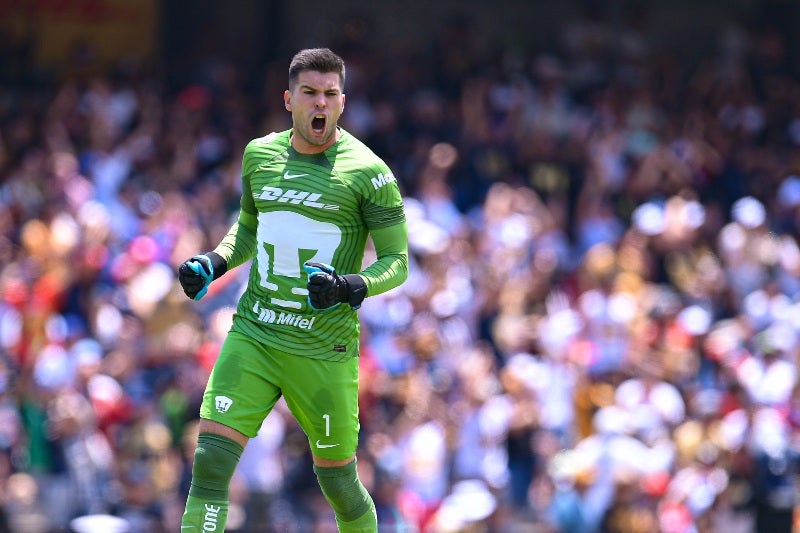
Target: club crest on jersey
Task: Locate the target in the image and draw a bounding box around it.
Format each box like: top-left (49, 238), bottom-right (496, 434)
top-left (254, 186), bottom-right (339, 210)
top-left (252, 300), bottom-right (316, 330)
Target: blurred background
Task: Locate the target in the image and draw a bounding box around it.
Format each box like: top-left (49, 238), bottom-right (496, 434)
top-left (2, 0), bottom-right (800, 531)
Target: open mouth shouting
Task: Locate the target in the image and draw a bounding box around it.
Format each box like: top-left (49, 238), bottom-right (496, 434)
top-left (311, 114), bottom-right (327, 136)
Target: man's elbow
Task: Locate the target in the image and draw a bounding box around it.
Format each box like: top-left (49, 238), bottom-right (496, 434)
top-left (396, 254), bottom-right (409, 284)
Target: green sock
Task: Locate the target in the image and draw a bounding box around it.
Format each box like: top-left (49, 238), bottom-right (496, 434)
top-left (314, 460), bottom-right (378, 533)
top-left (181, 433), bottom-right (243, 532)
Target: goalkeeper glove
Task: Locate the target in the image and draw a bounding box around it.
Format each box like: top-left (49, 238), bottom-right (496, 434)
top-left (304, 261), bottom-right (367, 310)
top-left (178, 252), bottom-right (227, 301)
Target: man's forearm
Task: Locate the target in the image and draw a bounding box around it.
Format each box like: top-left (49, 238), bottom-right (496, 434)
top-left (360, 222), bottom-right (408, 296)
top-left (213, 210), bottom-right (258, 271)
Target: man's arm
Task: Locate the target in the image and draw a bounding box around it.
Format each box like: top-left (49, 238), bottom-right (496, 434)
top-left (303, 221), bottom-right (408, 310)
top-left (359, 221), bottom-right (409, 296)
top-left (212, 161), bottom-right (259, 270)
top-left (177, 158), bottom-right (258, 300)
top-left (212, 210), bottom-right (258, 270)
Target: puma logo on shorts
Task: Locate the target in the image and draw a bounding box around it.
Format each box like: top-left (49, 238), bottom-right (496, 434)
top-left (215, 396), bottom-right (233, 413)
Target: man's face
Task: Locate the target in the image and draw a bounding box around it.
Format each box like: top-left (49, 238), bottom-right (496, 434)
top-left (284, 70), bottom-right (345, 154)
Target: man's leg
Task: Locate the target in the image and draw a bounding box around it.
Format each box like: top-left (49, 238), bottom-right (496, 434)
top-left (181, 422), bottom-right (247, 532)
top-left (314, 457), bottom-right (377, 532)
top-left (181, 331), bottom-right (281, 530)
top-left (279, 350), bottom-right (375, 531)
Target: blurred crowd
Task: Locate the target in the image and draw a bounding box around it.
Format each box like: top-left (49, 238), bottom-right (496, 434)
top-left (2, 4), bottom-right (800, 533)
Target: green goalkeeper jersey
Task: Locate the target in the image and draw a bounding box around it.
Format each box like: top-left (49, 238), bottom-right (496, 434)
top-left (212, 128), bottom-right (408, 362)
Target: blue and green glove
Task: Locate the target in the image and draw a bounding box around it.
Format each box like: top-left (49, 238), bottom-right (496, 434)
top-left (178, 252), bottom-right (227, 301)
top-left (304, 261), bottom-right (367, 310)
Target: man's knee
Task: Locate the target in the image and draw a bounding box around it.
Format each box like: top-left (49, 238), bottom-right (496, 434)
top-left (313, 459), bottom-right (371, 522)
top-left (189, 433), bottom-right (244, 499)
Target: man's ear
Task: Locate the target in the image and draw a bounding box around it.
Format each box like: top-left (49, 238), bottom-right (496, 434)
top-left (284, 89), bottom-right (291, 111)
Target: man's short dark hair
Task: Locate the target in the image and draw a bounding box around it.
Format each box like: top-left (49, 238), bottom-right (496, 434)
top-left (289, 48), bottom-right (346, 90)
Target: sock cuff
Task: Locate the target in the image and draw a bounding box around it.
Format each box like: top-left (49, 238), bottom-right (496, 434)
top-left (198, 432), bottom-right (244, 458)
top-left (313, 458), bottom-right (357, 478)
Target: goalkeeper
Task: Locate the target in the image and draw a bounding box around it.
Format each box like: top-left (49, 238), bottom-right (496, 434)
top-left (177, 47), bottom-right (408, 532)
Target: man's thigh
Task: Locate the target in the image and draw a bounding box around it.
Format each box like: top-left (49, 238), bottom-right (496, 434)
top-left (200, 331), bottom-right (282, 438)
top-left (279, 352), bottom-right (361, 461)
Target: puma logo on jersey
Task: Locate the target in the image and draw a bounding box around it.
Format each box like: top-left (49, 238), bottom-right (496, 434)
top-left (371, 172), bottom-right (396, 190)
top-left (254, 186), bottom-right (339, 210)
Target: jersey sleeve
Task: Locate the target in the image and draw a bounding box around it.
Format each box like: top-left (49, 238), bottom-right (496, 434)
top-left (360, 162), bottom-right (406, 230)
top-left (213, 211), bottom-right (257, 270)
top-left (360, 222), bottom-right (408, 296)
top-left (356, 158), bottom-right (409, 296)
top-left (212, 140), bottom-right (261, 269)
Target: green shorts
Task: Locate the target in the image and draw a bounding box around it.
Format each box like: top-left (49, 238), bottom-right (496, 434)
top-left (199, 330), bottom-right (361, 460)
